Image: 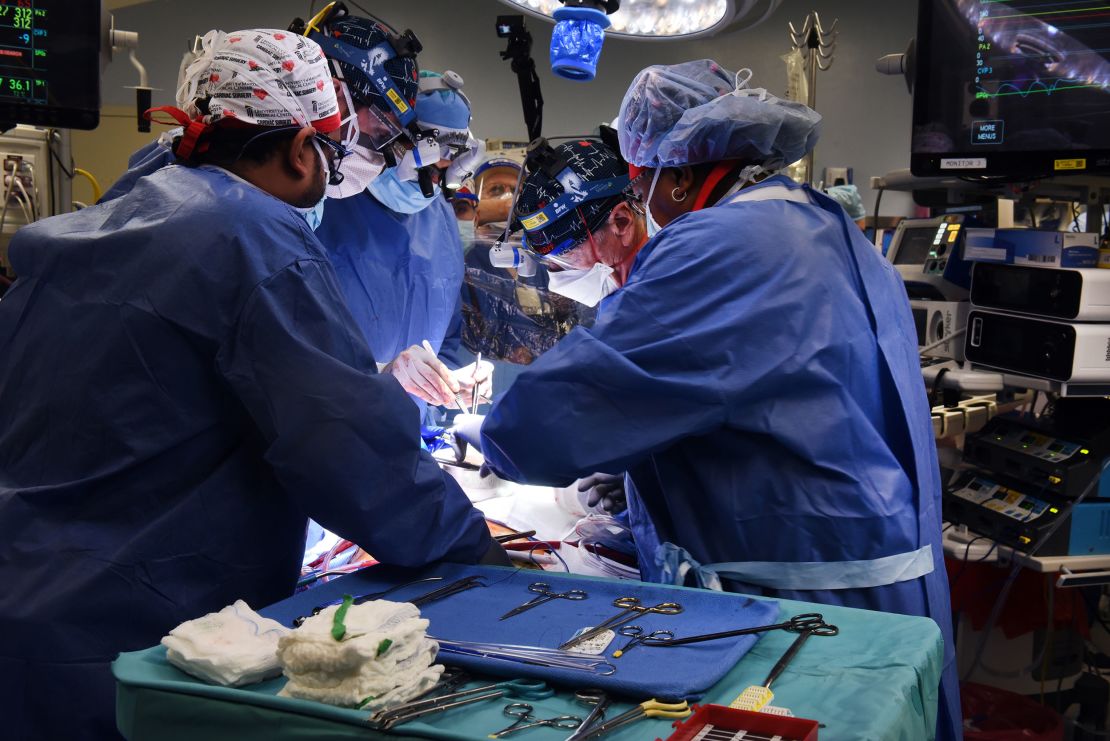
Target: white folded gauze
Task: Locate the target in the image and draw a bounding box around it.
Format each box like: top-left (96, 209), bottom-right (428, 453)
top-left (277, 599), bottom-right (441, 709)
top-left (283, 636), bottom-right (438, 688)
top-left (278, 600), bottom-right (428, 675)
top-left (358, 666), bottom-right (444, 712)
top-left (162, 600), bottom-right (289, 687)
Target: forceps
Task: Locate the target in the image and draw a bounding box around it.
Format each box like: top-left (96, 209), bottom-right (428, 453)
top-left (292, 576), bottom-right (445, 627)
top-left (559, 596), bottom-right (683, 650)
top-left (764, 622), bottom-right (840, 687)
top-left (638, 612), bottom-right (830, 647)
top-left (399, 667), bottom-right (470, 706)
top-left (500, 582), bottom-right (588, 621)
top-left (731, 621), bottom-right (840, 712)
top-left (490, 703), bottom-right (582, 738)
top-left (471, 352), bottom-right (484, 414)
top-left (370, 678), bottom-right (552, 730)
top-left (611, 625), bottom-right (673, 658)
top-left (565, 689), bottom-right (611, 741)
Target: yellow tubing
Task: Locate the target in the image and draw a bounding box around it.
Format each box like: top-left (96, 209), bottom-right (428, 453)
top-left (73, 168), bottom-right (103, 203)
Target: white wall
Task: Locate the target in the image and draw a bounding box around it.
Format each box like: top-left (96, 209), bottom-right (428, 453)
top-left (100, 0), bottom-right (919, 214)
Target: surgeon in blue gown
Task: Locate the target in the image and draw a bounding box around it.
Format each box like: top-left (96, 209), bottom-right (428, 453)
top-left (0, 31), bottom-right (498, 741)
top-left (316, 193), bottom-right (466, 387)
top-left (316, 68), bottom-right (490, 414)
top-left (464, 61), bottom-right (961, 740)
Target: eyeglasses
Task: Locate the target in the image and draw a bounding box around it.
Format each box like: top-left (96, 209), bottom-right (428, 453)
top-left (452, 201), bottom-right (477, 219)
top-left (237, 126), bottom-right (349, 163)
top-left (482, 181), bottom-right (516, 200)
top-left (309, 132), bottom-right (350, 186)
top-left (313, 132), bottom-right (350, 162)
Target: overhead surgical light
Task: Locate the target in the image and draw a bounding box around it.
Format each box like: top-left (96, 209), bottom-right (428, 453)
top-left (549, 1), bottom-right (619, 81)
top-left (499, 0), bottom-right (782, 42)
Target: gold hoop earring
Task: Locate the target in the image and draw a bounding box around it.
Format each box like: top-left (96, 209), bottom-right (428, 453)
top-left (671, 187), bottom-right (687, 202)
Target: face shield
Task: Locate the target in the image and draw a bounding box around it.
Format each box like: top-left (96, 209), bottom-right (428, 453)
top-left (309, 27), bottom-right (422, 166)
top-left (358, 102), bottom-right (408, 163)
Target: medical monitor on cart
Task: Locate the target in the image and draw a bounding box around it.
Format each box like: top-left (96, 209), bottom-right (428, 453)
top-left (886, 214), bottom-right (970, 300)
top-left (0, 1), bottom-right (102, 130)
top-left (911, 0), bottom-right (1110, 178)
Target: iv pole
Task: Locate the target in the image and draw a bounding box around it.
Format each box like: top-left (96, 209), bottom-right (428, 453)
top-left (789, 12), bottom-right (837, 185)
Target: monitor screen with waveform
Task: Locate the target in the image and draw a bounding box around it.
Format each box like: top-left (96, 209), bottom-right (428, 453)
top-left (0, 1), bottom-right (101, 130)
top-left (911, 0), bottom-right (1110, 177)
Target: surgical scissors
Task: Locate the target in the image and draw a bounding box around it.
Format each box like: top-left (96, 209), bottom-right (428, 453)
top-left (581, 699), bottom-right (691, 738)
top-left (369, 678), bottom-right (552, 730)
top-left (638, 612), bottom-right (831, 647)
top-left (565, 689), bottom-right (611, 741)
top-left (612, 625), bottom-right (673, 658)
top-left (559, 597), bottom-right (683, 650)
top-left (489, 703), bottom-right (582, 738)
top-left (499, 582), bottom-right (588, 621)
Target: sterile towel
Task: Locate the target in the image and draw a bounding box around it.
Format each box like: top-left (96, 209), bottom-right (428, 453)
top-left (161, 600), bottom-right (289, 687)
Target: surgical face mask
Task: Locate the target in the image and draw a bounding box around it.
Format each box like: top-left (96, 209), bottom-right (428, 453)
top-left (644, 167), bottom-right (663, 238)
top-left (368, 166), bottom-right (439, 214)
top-left (457, 219), bottom-right (476, 246)
top-left (326, 142), bottom-right (385, 199)
top-left (547, 262), bottom-right (618, 307)
top-left (336, 82), bottom-right (361, 152)
top-left (728, 163), bottom-right (774, 199)
top-left (298, 196), bottom-right (327, 231)
top-left (625, 199), bottom-right (652, 247)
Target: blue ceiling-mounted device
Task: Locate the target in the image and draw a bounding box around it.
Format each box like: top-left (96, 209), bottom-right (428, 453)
top-left (550, 0), bottom-right (620, 81)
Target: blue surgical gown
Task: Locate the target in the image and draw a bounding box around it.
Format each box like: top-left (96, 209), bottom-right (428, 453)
top-left (98, 135), bottom-right (176, 203)
top-left (315, 192), bottom-right (465, 371)
top-left (0, 164), bottom-right (492, 741)
top-left (481, 176), bottom-right (961, 740)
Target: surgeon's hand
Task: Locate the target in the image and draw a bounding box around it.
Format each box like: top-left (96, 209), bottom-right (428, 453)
top-left (383, 344), bottom-right (460, 407)
top-left (452, 360), bottom-right (494, 409)
top-left (451, 413), bottom-right (486, 450)
top-left (579, 472), bottom-right (627, 515)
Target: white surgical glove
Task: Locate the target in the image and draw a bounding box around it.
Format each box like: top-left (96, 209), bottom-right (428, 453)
top-left (451, 360), bottom-right (494, 409)
top-left (383, 342), bottom-right (460, 407)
